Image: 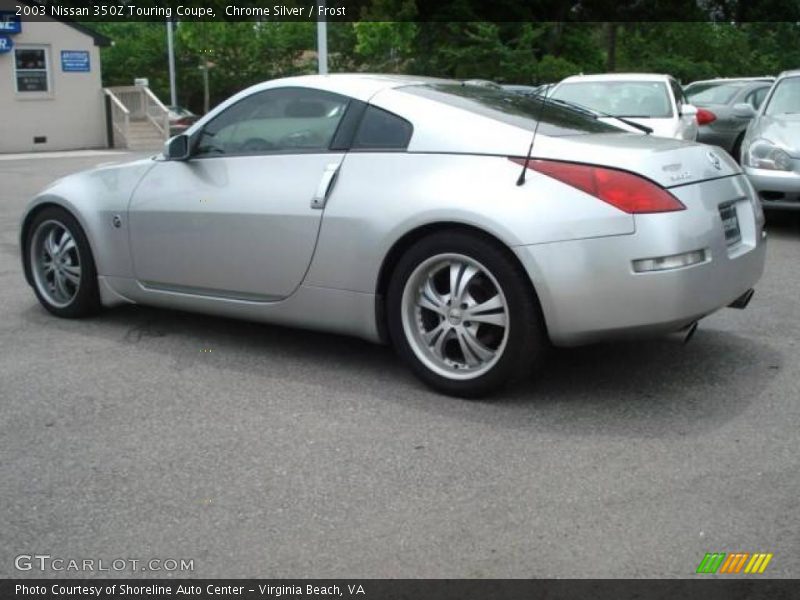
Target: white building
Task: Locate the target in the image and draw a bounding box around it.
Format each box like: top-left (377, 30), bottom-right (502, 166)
top-left (0, 3), bottom-right (111, 153)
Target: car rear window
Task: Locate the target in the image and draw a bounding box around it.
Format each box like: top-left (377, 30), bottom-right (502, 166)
top-left (551, 80), bottom-right (673, 118)
top-left (687, 83), bottom-right (747, 105)
top-left (398, 83), bottom-right (621, 136)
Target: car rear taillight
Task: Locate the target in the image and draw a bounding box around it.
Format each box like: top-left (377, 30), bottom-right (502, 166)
top-left (175, 118), bottom-right (192, 126)
top-left (696, 108), bottom-right (716, 125)
top-left (509, 158), bottom-right (686, 214)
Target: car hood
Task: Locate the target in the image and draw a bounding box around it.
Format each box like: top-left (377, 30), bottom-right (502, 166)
top-left (535, 132), bottom-right (741, 188)
top-left (748, 114), bottom-right (800, 157)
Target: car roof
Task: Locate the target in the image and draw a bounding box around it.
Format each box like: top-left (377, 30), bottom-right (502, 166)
top-left (777, 69), bottom-right (800, 79)
top-left (559, 73), bottom-right (673, 83)
top-left (244, 73), bottom-right (453, 103)
top-left (686, 77), bottom-right (774, 87)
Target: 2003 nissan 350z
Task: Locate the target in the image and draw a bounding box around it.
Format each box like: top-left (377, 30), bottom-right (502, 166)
top-left (20, 74), bottom-right (767, 397)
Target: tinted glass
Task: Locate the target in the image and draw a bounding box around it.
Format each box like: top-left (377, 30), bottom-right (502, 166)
top-left (352, 106), bottom-right (413, 150)
top-left (195, 87), bottom-right (350, 157)
top-left (552, 81), bottom-right (673, 118)
top-left (747, 86), bottom-right (769, 109)
top-left (669, 79), bottom-right (686, 108)
top-left (764, 77), bottom-right (800, 115)
top-left (399, 84), bottom-right (620, 136)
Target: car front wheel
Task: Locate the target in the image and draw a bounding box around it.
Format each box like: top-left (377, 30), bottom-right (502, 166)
top-left (25, 207), bottom-right (101, 318)
top-left (387, 231), bottom-right (546, 398)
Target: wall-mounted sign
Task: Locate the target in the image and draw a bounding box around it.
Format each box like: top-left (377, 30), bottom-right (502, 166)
top-left (0, 35), bottom-right (13, 54)
top-left (61, 50), bottom-right (90, 72)
top-left (0, 11), bottom-right (22, 34)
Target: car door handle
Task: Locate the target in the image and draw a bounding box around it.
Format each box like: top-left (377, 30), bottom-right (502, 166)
top-left (311, 163), bottom-right (341, 209)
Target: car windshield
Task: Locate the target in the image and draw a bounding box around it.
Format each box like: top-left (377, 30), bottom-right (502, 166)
top-left (687, 83), bottom-right (747, 105)
top-left (764, 77), bottom-right (800, 115)
top-left (551, 80), bottom-right (673, 118)
top-left (399, 83), bottom-right (622, 136)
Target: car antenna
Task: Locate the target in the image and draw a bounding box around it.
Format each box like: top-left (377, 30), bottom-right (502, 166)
top-left (516, 88), bottom-right (550, 187)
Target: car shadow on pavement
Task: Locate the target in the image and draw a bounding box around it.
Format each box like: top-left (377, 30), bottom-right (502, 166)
top-left (765, 210), bottom-right (800, 236)
top-left (490, 329), bottom-right (781, 437)
top-left (23, 298), bottom-right (781, 440)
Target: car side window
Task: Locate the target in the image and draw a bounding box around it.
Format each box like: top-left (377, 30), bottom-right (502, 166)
top-left (746, 87), bottom-right (769, 109)
top-left (195, 87), bottom-right (350, 157)
top-left (351, 106), bottom-right (413, 150)
top-left (670, 79), bottom-right (686, 111)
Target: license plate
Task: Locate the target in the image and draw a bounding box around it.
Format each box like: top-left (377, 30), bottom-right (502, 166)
top-left (719, 203), bottom-right (741, 246)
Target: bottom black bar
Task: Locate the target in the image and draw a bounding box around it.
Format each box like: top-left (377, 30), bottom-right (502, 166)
top-left (2, 579), bottom-right (800, 600)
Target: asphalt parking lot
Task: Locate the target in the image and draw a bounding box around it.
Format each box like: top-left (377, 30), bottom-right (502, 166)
top-left (1, 152), bottom-right (798, 579)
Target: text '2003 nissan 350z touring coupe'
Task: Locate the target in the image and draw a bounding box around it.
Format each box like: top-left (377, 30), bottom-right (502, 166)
top-left (20, 74), bottom-right (767, 397)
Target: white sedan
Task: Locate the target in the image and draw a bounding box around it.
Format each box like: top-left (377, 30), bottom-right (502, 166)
top-left (550, 73), bottom-right (699, 141)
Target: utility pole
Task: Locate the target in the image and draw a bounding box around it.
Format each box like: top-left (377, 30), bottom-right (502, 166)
top-left (317, 0), bottom-right (328, 75)
top-left (166, 19), bottom-right (177, 107)
top-left (201, 62), bottom-right (210, 114)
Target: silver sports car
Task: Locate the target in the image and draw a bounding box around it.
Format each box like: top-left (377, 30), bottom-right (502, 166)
top-left (20, 74), bottom-right (767, 397)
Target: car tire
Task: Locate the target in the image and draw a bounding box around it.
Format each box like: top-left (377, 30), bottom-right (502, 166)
top-left (25, 206), bottom-right (101, 319)
top-left (732, 133), bottom-right (745, 164)
top-left (387, 230), bottom-right (547, 398)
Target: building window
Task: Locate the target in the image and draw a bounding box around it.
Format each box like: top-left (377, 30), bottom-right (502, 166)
top-left (15, 47), bottom-right (50, 93)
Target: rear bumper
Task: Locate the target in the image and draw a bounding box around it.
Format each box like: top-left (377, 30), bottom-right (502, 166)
top-left (744, 166), bottom-right (800, 211)
top-left (514, 175), bottom-right (767, 346)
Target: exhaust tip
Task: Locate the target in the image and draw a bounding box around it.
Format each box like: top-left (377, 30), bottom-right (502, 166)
top-left (667, 321), bottom-right (698, 345)
top-left (684, 321), bottom-right (698, 344)
top-left (728, 288), bottom-right (755, 310)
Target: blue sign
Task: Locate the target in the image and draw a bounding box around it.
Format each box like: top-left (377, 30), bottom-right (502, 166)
top-left (61, 50), bottom-right (90, 72)
top-left (0, 35), bottom-right (13, 54)
top-left (0, 12), bottom-right (22, 34)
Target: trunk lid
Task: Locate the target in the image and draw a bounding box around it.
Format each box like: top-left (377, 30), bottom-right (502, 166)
top-left (534, 132), bottom-right (740, 188)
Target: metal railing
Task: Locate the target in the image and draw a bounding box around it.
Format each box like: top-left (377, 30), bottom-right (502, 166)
top-left (104, 85), bottom-right (170, 147)
top-left (104, 88), bottom-right (130, 149)
top-left (142, 86), bottom-right (170, 137)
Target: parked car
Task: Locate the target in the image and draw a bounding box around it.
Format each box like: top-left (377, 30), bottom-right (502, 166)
top-left (19, 74), bottom-right (766, 397)
top-left (550, 73), bottom-right (699, 140)
top-left (684, 77), bottom-right (773, 99)
top-left (685, 79), bottom-right (773, 158)
top-left (168, 105), bottom-right (199, 135)
top-left (741, 70), bottom-right (800, 211)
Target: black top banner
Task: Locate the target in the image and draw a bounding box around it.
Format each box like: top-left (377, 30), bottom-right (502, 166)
top-left (5, 0), bottom-right (800, 22)
top-left (3, 579), bottom-right (800, 600)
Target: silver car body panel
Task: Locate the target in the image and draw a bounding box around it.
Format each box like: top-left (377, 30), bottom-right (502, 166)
top-left (21, 74), bottom-right (766, 345)
top-left (741, 73), bottom-right (800, 211)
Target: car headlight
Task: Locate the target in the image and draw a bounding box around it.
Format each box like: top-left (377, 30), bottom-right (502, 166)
top-left (744, 139), bottom-right (793, 171)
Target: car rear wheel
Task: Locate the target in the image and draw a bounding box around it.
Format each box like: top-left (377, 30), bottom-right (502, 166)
top-left (26, 207), bottom-right (101, 318)
top-left (387, 231), bottom-right (546, 398)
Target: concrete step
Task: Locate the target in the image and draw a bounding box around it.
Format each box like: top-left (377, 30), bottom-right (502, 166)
top-left (121, 120), bottom-right (166, 151)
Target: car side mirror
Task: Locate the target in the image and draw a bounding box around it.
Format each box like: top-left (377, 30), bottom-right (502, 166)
top-left (733, 103), bottom-right (757, 119)
top-left (681, 104), bottom-right (698, 117)
top-left (164, 134), bottom-right (190, 160)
